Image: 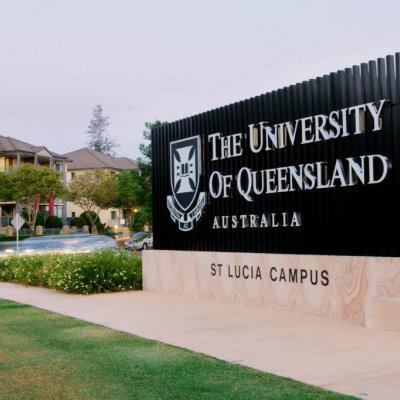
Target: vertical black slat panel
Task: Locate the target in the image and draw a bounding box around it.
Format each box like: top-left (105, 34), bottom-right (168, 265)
top-left (158, 126), bottom-right (166, 249)
top-left (247, 97), bottom-right (257, 252)
top-left (199, 112), bottom-right (205, 251)
top-left (260, 93), bottom-right (272, 253)
top-left (233, 100), bottom-right (242, 252)
top-left (368, 59), bottom-right (383, 256)
top-left (322, 73), bottom-right (335, 253)
top-left (231, 101), bottom-right (240, 253)
top-left (290, 84), bottom-right (303, 253)
top-left (369, 60), bottom-right (380, 101)
top-left (345, 66), bottom-right (359, 255)
top-left (378, 57), bottom-right (394, 255)
top-left (378, 58), bottom-right (391, 255)
top-left (318, 75), bottom-right (329, 254)
top-left (151, 127), bottom-right (158, 248)
top-left (309, 78), bottom-right (319, 252)
top-left (212, 106), bottom-right (221, 252)
top-left (334, 69), bottom-right (347, 255)
top-left (304, 79), bottom-right (317, 253)
top-left (318, 75), bottom-right (330, 255)
top-left (273, 88), bottom-right (283, 254)
top-left (396, 53), bottom-right (400, 105)
top-left (346, 66), bottom-right (363, 255)
top-left (385, 57), bottom-right (396, 256)
top-left (387, 55), bottom-right (396, 104)
top-left (294, 82), bottom-right (305, 254)
top-left (154, 124), bottom-right (162, 249)
top-left (256, 96), bottom-right (264, 253)
top-left (179, 118), bottom-right (187, 250)
top-left (190, 115), bottom-right (197, 251)
top-left (207, 108), bottom-right (215, 251)
top-left (195, 112), bottom-right (204, 251)
top-left (390, 54), bottom-right (400, 256)
top-left (250, 96), bottom-right (261, 253)
top-left (169, 123), bottom-right (175, 248)
top-left (161, 124), bottom-right (168, 249)
top-left (281, 86), bottom-right (294, 252)
top-left (378, 58), bottom-right (388, 100)
top-left (352, 64), bottom-right (368, 250)
top-left (225, 103), bottom-right (234, 252)
top-left (160, 123), bottom-right (169, 250)
top-left (361, 63), bottom-right (373, 136)
top-left (264, 91), bottom-right (274, 252)
top-left (284, 85), bottom-right (295, 252)
top-left (278, 87), bottom-right (286, 254)
top-left (279, 86), bottom-right (288, 254)
top-left (204, 110), bottom-right (213, 251)
top-left (219, 104), bottom-right (227, 250)
top-left (360, 62), bottom-right (375, 254)
top-left (271, 89), bottom-right (281, 253)
top-left (173, 119), bottom-right (180, 250)
top-left (291, 83), bottom-right (309, 254)
top-left (153, 54), bottom-right (399, 256)
top-left (236, 100), bottom-right (244, 252)
top-left (353, 65), bottom-right (363, 104)
top-left (244, 97), bottom-right (253, 252)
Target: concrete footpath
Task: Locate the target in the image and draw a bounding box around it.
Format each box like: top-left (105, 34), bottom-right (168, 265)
top-left (1, 282), bottom-right (399, 400)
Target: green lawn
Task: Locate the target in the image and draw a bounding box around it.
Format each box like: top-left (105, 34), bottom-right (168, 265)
top-left (0, 299), bottom-right (356, 400)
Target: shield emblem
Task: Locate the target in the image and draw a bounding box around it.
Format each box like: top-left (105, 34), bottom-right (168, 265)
top-left (170, 136), bottom-right (201, 211)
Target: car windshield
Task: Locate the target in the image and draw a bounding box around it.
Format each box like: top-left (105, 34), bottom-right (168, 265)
top-left (132, 232), bottom-right (151, 242)
top-left (132, 232), bottom-right (146, 239)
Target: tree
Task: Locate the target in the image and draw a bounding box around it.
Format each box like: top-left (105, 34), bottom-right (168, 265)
top-left (136, 120), bottom-right (167, 227)
top-left (67, 169), bottom-right (117, 233)
top-left (137, 120), bottom-right (167, 181)
top-left (115, 170), bottom-right (143, 224)
top-left (86, 105), bottom-right (119, 156)
top-left (0, 173), bottom-right (13, 200)
top-left (0, 164), bottom-right (65, 232)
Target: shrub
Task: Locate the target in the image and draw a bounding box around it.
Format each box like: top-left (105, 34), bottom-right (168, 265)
top-left (80, 211), bottom-right (106, 233)
top-left (0, 235), bottom-right (30, 242)
top-left (45, 215), bottom-right (63, 229)
top-left (69, 217), bottom-right (85, 228)
top-left (0, 249), bottom-right (142, 294)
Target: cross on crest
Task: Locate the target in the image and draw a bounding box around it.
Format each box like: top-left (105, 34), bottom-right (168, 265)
top-left (170, 136), bottom-right (201, 211)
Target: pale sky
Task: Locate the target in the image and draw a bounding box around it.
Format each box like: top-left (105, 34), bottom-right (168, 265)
top-left (0, 0), bottom-right (399, 160)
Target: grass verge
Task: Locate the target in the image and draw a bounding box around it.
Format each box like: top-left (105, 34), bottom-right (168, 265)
top-left (0, 299), bottom-right (356, 400)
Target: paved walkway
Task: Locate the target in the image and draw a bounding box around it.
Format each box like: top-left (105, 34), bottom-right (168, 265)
top-left (1, 282), bottom-right (399, 399)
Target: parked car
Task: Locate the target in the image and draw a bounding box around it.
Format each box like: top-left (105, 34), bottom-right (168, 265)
top-left (124, 232), bottom-right (153, 250)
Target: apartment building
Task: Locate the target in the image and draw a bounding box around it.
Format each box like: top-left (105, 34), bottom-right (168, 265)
top-left (63, 147), bottom-right (138, 227)
top-left (0, 135), bottom-right (70, 225)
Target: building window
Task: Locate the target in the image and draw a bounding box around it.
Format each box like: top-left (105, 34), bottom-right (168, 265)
top-left (111, 211), bottom-right (117, 220)
top-left (71, 172), bottom-right (75, 179)
top-left (54, 163), bottom-right (62, 172)
top-left (71, 212), bottom-right (76, 218)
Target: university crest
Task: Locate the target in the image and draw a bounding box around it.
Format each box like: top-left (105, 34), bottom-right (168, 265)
top-left (167, 136), bottom-right (205, 231)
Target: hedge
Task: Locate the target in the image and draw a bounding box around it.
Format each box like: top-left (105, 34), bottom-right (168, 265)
top-left (0, 249), bottom-right (142, 294)
top-left (45, 215), bottom-right (63, 229)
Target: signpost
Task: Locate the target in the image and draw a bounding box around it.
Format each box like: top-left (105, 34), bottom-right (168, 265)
top-left (144, 53), bottom-right (400, 331)
top-left (11, 213), bottom-right (25, 254)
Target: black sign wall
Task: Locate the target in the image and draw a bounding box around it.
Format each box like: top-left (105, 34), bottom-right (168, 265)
top-left (152, 54), bottom-right (400, 257)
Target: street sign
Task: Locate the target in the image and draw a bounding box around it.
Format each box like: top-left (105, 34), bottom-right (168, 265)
top-left (11, 213), bottom-right (25, 231)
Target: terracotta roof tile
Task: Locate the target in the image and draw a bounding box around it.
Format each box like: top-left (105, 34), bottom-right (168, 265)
top-left (63, 148), bottom-right (138, 171)
top-left (0, 134), bottom-right (69, 160)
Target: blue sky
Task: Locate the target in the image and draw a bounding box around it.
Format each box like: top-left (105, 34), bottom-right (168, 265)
top-left (0, 0), bottom-right (399, 159)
